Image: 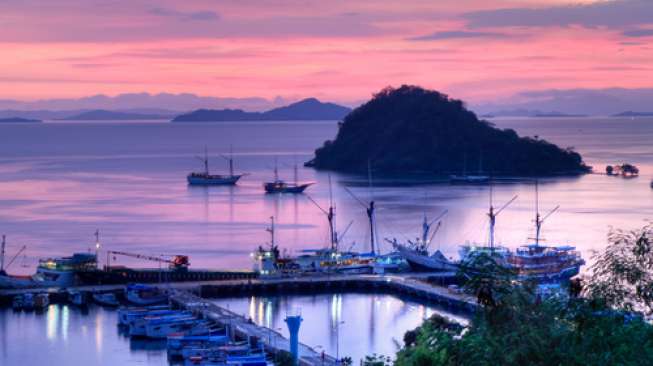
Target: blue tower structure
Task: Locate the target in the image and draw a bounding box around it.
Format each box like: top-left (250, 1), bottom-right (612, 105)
top-left (285, 313), bottom-right (303, 366)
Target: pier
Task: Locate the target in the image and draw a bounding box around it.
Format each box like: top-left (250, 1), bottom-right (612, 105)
top-left (170, 289), bottom-right (338, 366)
top-left (0, 272), bottom-right (476, 311)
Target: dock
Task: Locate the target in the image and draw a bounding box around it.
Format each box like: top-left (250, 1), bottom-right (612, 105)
top-left (170, 289), bottom-right (338, 366)
top-left (0, 272), bottom-right (476, 312)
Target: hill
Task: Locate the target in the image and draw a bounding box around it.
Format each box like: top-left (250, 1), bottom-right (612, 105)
top-left (62, 109), bottom-right (170, 120)
top-left (172, 98), bottom-right (351, 122)
top-left (307, 85), bottom-right (590, 176)
top-left (0, 117), bottom-right (41, 123)
top-left (613, 111), bottom-right (653, 117)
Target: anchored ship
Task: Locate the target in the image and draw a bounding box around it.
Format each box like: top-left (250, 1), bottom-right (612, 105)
top-left (263, 161), bottom-right (314, 194)
top-left (187, 147), bottom-right (244, 186)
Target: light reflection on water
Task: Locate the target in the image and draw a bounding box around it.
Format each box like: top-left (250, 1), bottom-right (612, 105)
top-left (213, 293), bottom-right (469, 363)
top-left (0, 293), bottom-right (462, 366)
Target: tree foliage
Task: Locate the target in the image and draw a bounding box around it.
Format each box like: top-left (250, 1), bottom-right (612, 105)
top-left (584, 224), bottom-right (653, 314)
top-left (394, 225), bottom-right (653, 366)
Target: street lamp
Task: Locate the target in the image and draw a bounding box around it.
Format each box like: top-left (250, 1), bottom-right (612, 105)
top-left (335, 320), bottom-right (345, 364)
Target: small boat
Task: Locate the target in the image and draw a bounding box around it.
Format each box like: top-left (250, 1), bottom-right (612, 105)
top-left (11, 295), bottom-right (23, 310)
top-left (68, 289), bottom-right (87, 306)
top-left (92, 292), bottom-right (120, 307)
top-left (129, 312), bottom-right (193, 336)
top-left (263, 162), bottom-right (313, 194)
top-left (167, 334), bottom-right (229, 358)
top-left (34, 293), bottom-right (50, 310)
top-left (22, 293), bottom-right (35, 310)
top-left (125, 284), bottom-right (168, 306)
top-left (145, 318), bottom-right (213, 339)
top-left (118, 305), bottom-right (172, 326)
top-left (187, 147), bottom-right (244, 186)
top-left (449, 175), bottom-right (490, 184)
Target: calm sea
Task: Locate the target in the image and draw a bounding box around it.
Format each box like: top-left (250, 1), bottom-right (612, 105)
top-left (0, 117), bottom-right (651, 273)
top-left (0, 117), bottom-right (652, 365)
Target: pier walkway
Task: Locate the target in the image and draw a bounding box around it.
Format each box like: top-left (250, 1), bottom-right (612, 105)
top-left (170, 289), bottom-right (337, 366)
top-left (1, 272), bottom-right (477, 312)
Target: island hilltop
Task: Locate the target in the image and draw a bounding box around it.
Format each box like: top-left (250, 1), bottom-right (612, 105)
top-left (307, 85), bottom-right (590, 176)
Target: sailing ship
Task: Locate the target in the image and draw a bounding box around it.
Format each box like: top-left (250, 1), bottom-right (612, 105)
top-left (449, 151), bottom-right (490, 184)
top-left (459, 182), bottom-right (584, 283)
top-left (187, 147), bottom-right (244, 186)
top-left (263, 161), bottom-right (314, 193)
top-left (389, 210), bottom-right (457, 272)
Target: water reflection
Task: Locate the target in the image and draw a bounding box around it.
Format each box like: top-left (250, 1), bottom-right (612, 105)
top-left (214, 293), bottom-right (469, 363)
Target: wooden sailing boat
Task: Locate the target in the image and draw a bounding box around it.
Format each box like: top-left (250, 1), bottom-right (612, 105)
top-left (187, 146), bottom-right (244, 186)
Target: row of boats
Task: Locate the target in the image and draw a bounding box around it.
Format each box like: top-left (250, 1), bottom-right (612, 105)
top-left (253, 181), bottom-right (585, 284)
top-left (118, 303), bottom-right (269, 366)
top-left (11, 283), bottom-right (164, 311)
top-left (187, 149), bottom-right (314, 194)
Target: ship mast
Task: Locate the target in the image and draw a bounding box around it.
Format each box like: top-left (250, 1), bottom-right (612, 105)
top-left (0, 235), bottom-right (5, 272)
top-left (532, 180), bottom-right (559, 247)
top-left (204, 146), bottom-right (209, 175)
top-left (487, 184), bottom-right (518, 250)
top-left (266, 216), bottom-right (276, 249)
top-left (228, 145), bottom-right (234, 177)
top-left (344, 161), bottom-right (376, 255)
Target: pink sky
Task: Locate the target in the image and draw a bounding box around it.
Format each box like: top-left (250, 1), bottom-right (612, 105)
top-left (1, 0), bottom-right (652, 104)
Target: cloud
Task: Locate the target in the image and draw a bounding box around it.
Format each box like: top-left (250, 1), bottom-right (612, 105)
top-left (622, 28), bottom-right (653, 37)
top-left (407, 30), bottom-right (509, 41)
top-left (149, 7), bottom-right (220, 22)
top-left (464, 0), bottom-right (653, 29)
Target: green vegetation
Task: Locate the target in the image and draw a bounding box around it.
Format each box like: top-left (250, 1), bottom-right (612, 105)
top-left (309, 85), bottom-right (590, 176)
top-left (393, 225), bottom-right (653, 366)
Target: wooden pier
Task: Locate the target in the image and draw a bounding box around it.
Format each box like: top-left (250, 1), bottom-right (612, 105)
top-left (170, 289), bottom-right (338, 366)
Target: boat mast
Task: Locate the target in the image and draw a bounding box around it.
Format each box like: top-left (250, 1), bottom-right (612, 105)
top-left (274, 157), bottom-right (279, 182)
top-left (532, 180), bottom-right (559, 247)
top-left (0, 235), bottom-right (5, 272)
top-left (203, 146), bottom-right (209, 175)
top-left (229, 145), bottom-right (234, 177)
top-left (367, 160), bottom-right (376, 255)
top-left (266, 216), bottom-right (275, 249)
top-left (328, 175), bottom-right (337, 251)
top-left (94, 229), bottom-right (101, 268)
top-left (487, 184), bottom-right (518, 250)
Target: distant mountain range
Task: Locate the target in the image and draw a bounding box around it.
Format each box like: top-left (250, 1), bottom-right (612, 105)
top-left (612, 111), bottom-right (653, 117)
top-left (62, 109), bottom-right (172, 120)
top-left (474, 88), bottom-right (653, 116)
top-left (173, 98), bottom-right (352, 122)
top-left (0, 117), bottom-right (41, 123)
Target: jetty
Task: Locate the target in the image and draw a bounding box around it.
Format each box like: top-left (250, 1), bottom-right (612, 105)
top-left (170, 289), bottom-right (338, 366)
top-left (0, 272), bottom-right (475, 311)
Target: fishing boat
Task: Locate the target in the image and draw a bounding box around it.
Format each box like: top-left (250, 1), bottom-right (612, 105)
top-left (187, 147), bottom-right (244, 186)
top-left (145, 318), bottom-right (210, 339)
top-left (129, 311), bottom-right (194, 336)
top-left (68, 289), bottom-right (87, 306)
top-left (118, 306), bottom-right (173, 326)
top-left (92, 292), bottom-right (120, 307)
top-left (263, 162), bottom-right (314, 194)
top-left (22, 293), bottom-right (35, 310)
top-left (390, 210), bottom-right (457, 272)
top-left (167, 334), bottom-right (229, 358)
top-left (11, 295), bottom-right (23, 310)
top-left (125, 283), bottom-right (168, 306)
top-left (0, 235), bottom-right (34, 289)
top-left (33, 252), bottom-right (98, 287)
top-left (34, 293), bottom-right (50, 310)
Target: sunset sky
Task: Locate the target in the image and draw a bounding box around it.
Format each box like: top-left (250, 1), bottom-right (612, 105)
top-left (2, 0), bottom-right (652, 105)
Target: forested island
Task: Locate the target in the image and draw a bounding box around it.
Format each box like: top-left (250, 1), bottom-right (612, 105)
top-left (172, 98), bottom-right (351, 121)
top-left (308, 85), bottom-right (590, 176)
top-left (0, 117), bottom-right (41, 123)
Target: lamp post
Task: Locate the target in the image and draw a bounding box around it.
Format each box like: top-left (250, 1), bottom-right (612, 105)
top-left (335, 320), bottom-right (345, 364)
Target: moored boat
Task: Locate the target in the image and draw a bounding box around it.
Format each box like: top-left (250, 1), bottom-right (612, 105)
top-left (92, 292), bottom-right (120, 307)
top-left (125, 283), bottom-right (168, 306)
top-left (34, 293), bottom-right (50, 310)
top-left (68, 289), bottom-right (87, 306)
top-left (187, 147), bottom-right (244, 186)
top-left (263, 162), bottom-right (313, 194)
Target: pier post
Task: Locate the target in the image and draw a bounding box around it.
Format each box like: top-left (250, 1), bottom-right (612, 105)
top-left (285, 311), bottom-right (303, 366)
